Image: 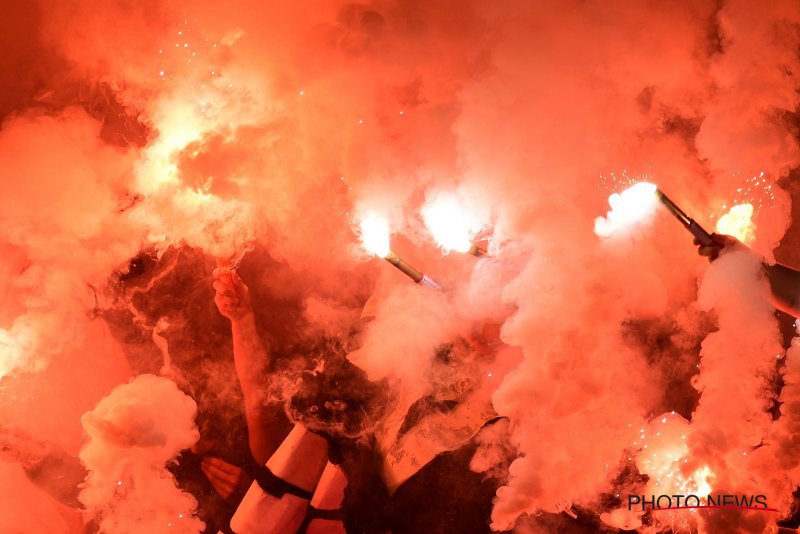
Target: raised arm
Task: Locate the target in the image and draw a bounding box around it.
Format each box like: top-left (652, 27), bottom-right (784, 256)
top-left (761, 262), bottom-right (800, 317)
top-left (213, 269), bottom-right (291, 464)
top-left (697, 234), bottom-right (800, 318)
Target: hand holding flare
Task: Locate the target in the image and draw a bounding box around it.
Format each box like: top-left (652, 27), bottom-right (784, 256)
top-left (213, 254), bottom-right (254, 321)
top-left (594, 181), bottom-right (716, 248)
top-left (652, 188), bottom-right (800, 317)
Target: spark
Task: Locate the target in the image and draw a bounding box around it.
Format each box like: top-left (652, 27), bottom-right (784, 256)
top-left (711, 171), bottom-right (776, 225)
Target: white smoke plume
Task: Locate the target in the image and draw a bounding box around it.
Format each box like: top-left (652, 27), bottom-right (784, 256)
top-left (79, 374), bottom-right (204, 534)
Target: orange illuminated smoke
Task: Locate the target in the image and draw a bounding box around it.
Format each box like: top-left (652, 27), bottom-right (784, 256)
top-left (715, 203), bottom-right (756, 245)
top-left (358, 212), bottom-right (391, 258)
top-left (357, 212), bottom-right (441, 289)
top-left (421, 193), bottom-right (481, 253)
top-left (0, 322), bottom-right (37, 381)
top-left (594, 182), bottom-right (659, 237)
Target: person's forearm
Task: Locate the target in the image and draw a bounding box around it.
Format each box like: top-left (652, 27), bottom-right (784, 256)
top-left (763, 262), bottom-right (800, 317)
top-left (230, 313), bottom-right (290, 463)
top-left (231, 313), bottom-right (272, 399)
top-left (24, 447), bottom-right (87, 508)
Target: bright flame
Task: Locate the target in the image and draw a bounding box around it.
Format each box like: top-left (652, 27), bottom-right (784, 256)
top-left (594, 181), bottom-right (658, 237)
top-left (632, 415), bottom-right (714, 506)
top-left (691, 465), bottom-right (714, 496)
top-left (126, 35), bottom-right (272, 259)
top-left (359, 213), bottom-right (391, 258)
top-left (715, 203), bottom-right (756, 245)
top-left (134, 101), bottom-right (206, 195)
top-left (421, 193), bottom-right (481, 253)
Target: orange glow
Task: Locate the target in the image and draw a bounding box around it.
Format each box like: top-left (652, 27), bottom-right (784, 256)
top-left (715, 203), bottom-right (756, 245)
top-left (594, 181), bottom-right (658, 237)
top-left (2, 3), bottom-right (799, 532)
top-left (691, 465), bottom-right (714, 497)
top-left (421, 193), bottom-right (481, 253)
top-left (135, 101), bottom-right (206, 194)
top-left (358, 213), bottom-right (391, 258)
top-left (0, 328), bottom-right (23, 380)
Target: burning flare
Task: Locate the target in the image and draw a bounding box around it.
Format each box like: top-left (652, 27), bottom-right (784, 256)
top-left (357, 211), bottom-right (441, 289)
top-left (691, 465), bottom-right (714, 497)
top-left (594, 182), bottom-right (658, 237)
top-left (358, 212), bottom-right (391, 258)
top-left (602, 413), bottom-right (716, 531)
top-left (715, 203), bottom-right (756, 245)
top-left (421, 193), bottom-right (481, 253)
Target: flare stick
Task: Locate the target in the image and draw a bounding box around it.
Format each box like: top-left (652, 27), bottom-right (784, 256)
top-left (655, 189), bottom-right (715, 246)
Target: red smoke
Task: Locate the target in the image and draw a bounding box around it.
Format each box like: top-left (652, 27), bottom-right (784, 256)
top-left (1, 1), bottom-right (800, 533)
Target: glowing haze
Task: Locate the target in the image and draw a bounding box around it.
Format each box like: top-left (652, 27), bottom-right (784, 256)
top-left (358, 212), bottom-right (391, 258)
top-left (594, 181), bottom-right (659, 237)
top-left (0, 1), bottom-right (800, 533)
top-left (716, 203), bottom-right (757, 245)
top-left (79, 375), bottom-right (203, 533)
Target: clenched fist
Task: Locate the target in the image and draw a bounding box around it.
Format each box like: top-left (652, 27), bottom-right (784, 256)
top-left (213, 268), bottom-right (253, 321)
top-left (694, 234), bottom-right (743, 262)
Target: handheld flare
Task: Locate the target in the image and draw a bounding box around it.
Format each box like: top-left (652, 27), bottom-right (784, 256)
top-left (385, 252), bottom-right (441, 290)
top-left (358, 212), bottom-right (441, 289)
top-left (655, 189), bottom-right (715, 247)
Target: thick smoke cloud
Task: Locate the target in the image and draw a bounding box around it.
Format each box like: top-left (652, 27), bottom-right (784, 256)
top-left (79, 374), bottom-right (203, 533)
top-left (0, 0), bottom-right (799, 532)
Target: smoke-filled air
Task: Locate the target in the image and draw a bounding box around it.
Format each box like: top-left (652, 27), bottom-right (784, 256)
top-left (2, 0), bottom-right (800, 533)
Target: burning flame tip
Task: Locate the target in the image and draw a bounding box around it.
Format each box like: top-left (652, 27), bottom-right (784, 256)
top-left (715, 202), bottom-right (756, 245)
top-left (358, 212), bottom-right (391, 258)
top-left (594, 181), bottom-right (659, 238)
top-left (422, 192), bottom-right (483, 253)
